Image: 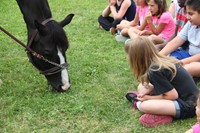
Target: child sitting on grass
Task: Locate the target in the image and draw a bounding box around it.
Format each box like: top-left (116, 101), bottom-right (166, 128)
top-left (128, 0), bottom-right (175, 44)
top-left (160, 0), bottom-right (200, 61)
top-left (116, 0), bottom-right (148, 36)
top-left (185, 93), bottom-right (200, 133)
top-left (125, 36), bottom-right (199, 127)
top-left (98, 0), bottom-right (136, 34)
top-left (160, 0), bottom-right (200, 78)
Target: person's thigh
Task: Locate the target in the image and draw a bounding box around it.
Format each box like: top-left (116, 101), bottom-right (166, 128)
top-left (184, 62), bottom-right (200, 77)
top-left (148, 35), bottom-right (164, 44)
top-left (139, 99), bottom-right (176, 117)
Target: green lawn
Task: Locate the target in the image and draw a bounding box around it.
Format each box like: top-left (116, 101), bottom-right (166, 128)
top-left (0, 0), bottom-right (196, 132)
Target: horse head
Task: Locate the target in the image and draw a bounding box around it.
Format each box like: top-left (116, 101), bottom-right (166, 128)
top-left (16, 0), bottom-right (74, 92)
top-left (29, 14), bottom-right (74, 92)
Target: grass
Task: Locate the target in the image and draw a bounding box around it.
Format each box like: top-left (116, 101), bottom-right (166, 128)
top-left (0, 0), bottom-right (197, 132)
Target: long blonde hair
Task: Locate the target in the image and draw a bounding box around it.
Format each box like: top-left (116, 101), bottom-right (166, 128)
top-left (124, 36), bottom-right (180, 84)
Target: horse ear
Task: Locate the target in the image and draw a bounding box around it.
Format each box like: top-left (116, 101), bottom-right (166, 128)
top-left (59, 14), bottom-right (75, 27)
top-left (34, 20), bottom-right (48, 35)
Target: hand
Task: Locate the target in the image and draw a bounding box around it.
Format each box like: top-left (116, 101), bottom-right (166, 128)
top-left (145, 11), bottom-right (152, 23)
top-left (138, 30), bottom-right (148, 36)
top-left (109, 0), bottom-right (116, 6)
top-left (117, 21), bottom-right (130, 30)
top-left (137, 95), bottom-right (149, 102)
top-left (116, 24), bottom-right (123, 30)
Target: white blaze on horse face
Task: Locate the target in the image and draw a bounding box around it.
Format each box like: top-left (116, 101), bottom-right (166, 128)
top-left (57, 48), bottom-right (70, 90)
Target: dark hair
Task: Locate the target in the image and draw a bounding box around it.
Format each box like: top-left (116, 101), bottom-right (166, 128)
top-left (146, 0), bottom-right (167, 17)
top-left (186, 0), bottom-right (200, 13)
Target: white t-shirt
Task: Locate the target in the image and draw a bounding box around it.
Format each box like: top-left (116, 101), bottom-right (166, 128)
top-left (178, 22), bottom-right (200, 55)
top-left (171, 0), bottom-right (180, 17)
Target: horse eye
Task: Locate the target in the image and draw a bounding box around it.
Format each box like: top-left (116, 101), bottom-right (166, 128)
top-left (43, 50), bottom-right (51, 56)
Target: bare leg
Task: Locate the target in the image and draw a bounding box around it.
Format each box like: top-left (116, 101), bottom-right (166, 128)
top-left (184, 62), bottom-right (200, 77)
top-left (128, 27), bottom-right (140, 39)
top-left (117, 20), bottom-right (130, 30)
top-left (148, 35), bottom-right (164, 44)
top-left (139, 99), bottom-right (176, 117)
top-left (121, 28), bottom-right (129, 36)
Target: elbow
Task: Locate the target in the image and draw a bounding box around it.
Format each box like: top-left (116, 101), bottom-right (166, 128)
top-left (163, 89), bottom-right (179, 100)
top-left (172, 94), bottom-right (178, 100)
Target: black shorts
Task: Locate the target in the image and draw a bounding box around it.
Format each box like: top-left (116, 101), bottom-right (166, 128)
top-left (175, 98), bottom-right (196, 119)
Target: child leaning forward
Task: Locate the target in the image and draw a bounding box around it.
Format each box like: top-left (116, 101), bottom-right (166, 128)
top-left (125, 36), bottom-right (199, 127)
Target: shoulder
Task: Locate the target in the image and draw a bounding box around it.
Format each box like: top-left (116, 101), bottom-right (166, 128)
top-left (136, 6), bottom-right (141, 11)
top-left (149, 65), bottom-right (174, 79)
top-left (183, 22), bottom-right (196, 30)
top-left (160, 12), bottom-right (173, 19)
top-left (122, 0), bottom-right (131, 5)
top-left (159, 12), bottom-right (173, 22)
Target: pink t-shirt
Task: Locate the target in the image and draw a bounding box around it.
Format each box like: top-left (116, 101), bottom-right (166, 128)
top-left (192, 123), bottom-right (200, 133)
top-left (136, 6), bottom-right (149, 24)
top-left (151, 12), bottom-right (175, 40)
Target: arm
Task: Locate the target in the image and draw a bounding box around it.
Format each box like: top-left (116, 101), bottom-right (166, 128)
top-left (117, 12), bottom-right (139, 30)
top-left (128, 11), bottom-right (139, 27)
top-left (137, 88), bottom-right (178, 101)
top-left (102, 5), bottom-right (111, 17)
top-left (117, 11), bottom-right (139, 30)
top-left (110, 0), bottom-right (131, 19)
top-left (137, 18), bottom-right (148, 31)
top-left (146, 11), bottom-right (166, 35)
top-left (137, 83), bottom-right (154, 97)
top-left (168, 2), bottom-right (175, 17)
top-left (156, 26), bottom-right (178, 51)
top-left (159, 36), bottom-right (185, 55)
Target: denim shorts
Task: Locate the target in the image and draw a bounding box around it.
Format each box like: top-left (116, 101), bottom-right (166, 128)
top-left (174, 99), bottom-right (196, 119)
top-left (170, 49), bottom-right (191, 60)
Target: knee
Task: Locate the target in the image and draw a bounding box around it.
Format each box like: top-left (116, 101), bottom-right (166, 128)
top-left (128, 27), bottom-right (134, 34)
top-left (121, 29), bottom-right (128, 36)
top-left (138, 102), bottom-right (152, 113)
top-left (183, 64), bottom-right (190, 72)
top-left (148, 35), bottom-right (155, 42)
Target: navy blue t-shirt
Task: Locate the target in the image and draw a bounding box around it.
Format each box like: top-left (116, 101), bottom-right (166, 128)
top-left (115, 0), bottom-right (136, 21)
top-left (148, 64), bottom-right (199, 105)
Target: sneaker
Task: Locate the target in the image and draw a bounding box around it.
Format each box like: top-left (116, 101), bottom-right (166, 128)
top-left (115, 34), bottom-right (129, 43)
top-left (139, 114), bottom-right (173, 127)
top-left (125, 39), bottom-right (131, 45)
top-left (125, 91), bottom-right (139, 109)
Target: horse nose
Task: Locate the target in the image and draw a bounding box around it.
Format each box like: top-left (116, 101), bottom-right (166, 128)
top-left (55, 83), bottom-right (70, 92)
top-left (61, 83), bottom-right (70, 91)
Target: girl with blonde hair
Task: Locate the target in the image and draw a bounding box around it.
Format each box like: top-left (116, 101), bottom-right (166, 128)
top-left (125, 36), bottom-right (199, 127)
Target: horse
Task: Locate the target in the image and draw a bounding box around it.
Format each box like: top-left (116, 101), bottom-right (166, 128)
top-left (16, 0), bottom-right (74, 92)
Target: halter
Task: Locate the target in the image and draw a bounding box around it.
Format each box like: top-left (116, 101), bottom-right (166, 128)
top-left (0, 18), bottom-right (68, 76)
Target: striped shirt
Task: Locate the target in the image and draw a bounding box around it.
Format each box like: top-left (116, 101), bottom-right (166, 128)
top-left (176, 8), bottom-right (188, 33)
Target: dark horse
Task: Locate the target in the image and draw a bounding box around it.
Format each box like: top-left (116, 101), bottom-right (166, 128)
top-left (16, 0), bottom-right (74, 92)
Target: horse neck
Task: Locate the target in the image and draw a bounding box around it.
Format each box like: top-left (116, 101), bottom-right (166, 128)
top-left (16, 0), bottom-right (52, 32)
